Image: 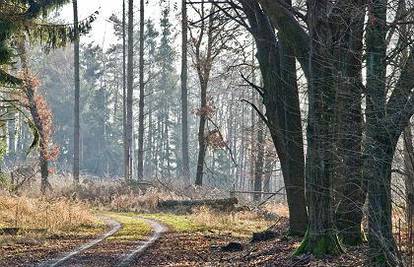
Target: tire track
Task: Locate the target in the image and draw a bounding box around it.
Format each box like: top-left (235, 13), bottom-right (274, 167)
top-left (117, 217), bottom-right (166, 267)
top-left (38, 216), bottom-right (121, 267)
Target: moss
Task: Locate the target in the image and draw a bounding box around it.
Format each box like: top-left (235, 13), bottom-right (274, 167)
top-left (294, 229), bottom-right (344, 258)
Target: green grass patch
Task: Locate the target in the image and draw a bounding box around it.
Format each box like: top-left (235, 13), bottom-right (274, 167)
top-left (139, 213), bottom-right (204, 232)
top-left (103, 212), bottom-right (152, 241)
top-left (106, 211), bottom-right (271, 239)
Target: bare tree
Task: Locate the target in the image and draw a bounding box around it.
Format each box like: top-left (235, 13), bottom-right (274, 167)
top-left (125, 0), bottom-right (134, 180)
top-left (73, 0), bottom-right (80, 185)
top-left (181, 0), bottom-right (190, 181)
top-left (137, 0), bottom-right (145, 180)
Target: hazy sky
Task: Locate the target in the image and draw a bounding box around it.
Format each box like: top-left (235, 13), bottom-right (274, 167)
top-left (59, 0), bottom-right (170, 48)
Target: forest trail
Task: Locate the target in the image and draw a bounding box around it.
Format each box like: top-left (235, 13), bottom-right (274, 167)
top-left (38, 216), bottom-right (166, 267)
top-left (117, 217), bottom-right (167, 267)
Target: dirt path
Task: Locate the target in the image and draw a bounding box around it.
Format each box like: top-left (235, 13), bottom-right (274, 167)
top-left (38, 216), bottom-right (121, 267)
top-left (38, 216), bottom-right (166, 267)
top-left (117, 217), bottom-right (166, 267)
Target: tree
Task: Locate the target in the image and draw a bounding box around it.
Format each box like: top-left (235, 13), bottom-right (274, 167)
top-left (137, 0), bottom-right (145, 180)
top-left (122, 0), bottom-right (128, 181)
top-left (190, 1), bottom-right (236, 186)
top-left (17, 39), bottom-right (58, 194)
top-left (157, 7), bottom-right (178, 178)
top-left (235, 0), bottom-right (308, 235)
top-left (404, 124), bottom-right (414, 231)
top-left (181, 0), bottom-right (190, 181)
top-left (125, 0), bottom-right (134, 180)
top-left (73, 0), bottom-right (80, 185)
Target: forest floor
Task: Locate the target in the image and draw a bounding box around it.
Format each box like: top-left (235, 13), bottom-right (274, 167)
top-left (0, 211), bottom-right (368, 267)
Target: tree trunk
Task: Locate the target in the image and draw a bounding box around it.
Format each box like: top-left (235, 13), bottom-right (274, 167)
top-left (193, 4), bottom-right (214, 186)
top-left (404, 125), bottom-right (414, 242)
top-left (137, 0), bottom-right (145, 180)
top-left (72, 0), bottom-right (80, 185)
top-left (253, 102), bottom-right (264, 201)
top-left (125, 0), bottom-right (134, 180)
top-left (122, 0), bottom-right (128, 181)
top-left (181, 0), bottom-right (190, 182)
top-left (365, 1), bottom-right (401, 265)
top-left (7, 108), bottom-right (16, 162)
top-left (295, 0), bottom-right (343, 256)
top-left (195, 82), bottom-right (207, 186)
top-left (333, 0), bottom-right (366, 246)
top-left (18, 40), bottom-right (52, 195)
top-left (241, 0), bottom-right (308, 236)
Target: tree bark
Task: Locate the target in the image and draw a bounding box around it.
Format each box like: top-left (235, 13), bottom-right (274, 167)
top-left (7, 108), bottom-right (16, 162)
top-left (125, 0), bottom-right (134, 180)
top-left (181, 0), bottom-right (190, 182)
top-left (404, 125), bottom-right (414, 232)
top-left (253, 101), bottom-right (264, 201)
top-left (295, 0), bottom-right (343, 256)
top-left (333, 0), bottom-right (366, 246)
top-left (365, 1), bottom-right (401, 265)
top-left (195, 80), bottom-right (208, 186)
top-left (194, 3), bottom-right (214, 186)
top-left (72, 0), bottom-right (80, 185)
top-left (137, 0), bottom-right (145, 180)
top-left (18, 40), bottom-right (52, 195)
top-left (240, 0), bottom-right (308, 236)
top-left (122, 0), bottom-right (128, 181)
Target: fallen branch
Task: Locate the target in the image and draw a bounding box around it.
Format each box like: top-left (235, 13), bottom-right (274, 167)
top-left (157, 197), bottom-right (238, 212)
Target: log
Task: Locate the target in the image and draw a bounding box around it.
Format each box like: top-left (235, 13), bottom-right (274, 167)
top-left (157, 197), bottom-right (238, 212)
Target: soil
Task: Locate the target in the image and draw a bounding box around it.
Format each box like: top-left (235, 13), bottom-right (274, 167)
top-left (0, 217), bottom-right (368, 267)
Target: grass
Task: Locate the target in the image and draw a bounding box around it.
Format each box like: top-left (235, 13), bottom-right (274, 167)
top-left (130, 206), bottom-right (272, 238)
top-left (0, 194), bottom-right (105, 245)
top-left (102, 212), bottom-right (152, 241)
top-left (0, 195), bottom-right (98, 233)
top-left (190, 206), bottom-right (271, 237)
top-left (140, 213), bottom-right (203, 232)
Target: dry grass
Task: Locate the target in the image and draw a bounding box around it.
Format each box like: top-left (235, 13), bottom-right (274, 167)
top-left (139, 206), bottom-right (272, 238)
top-left (0, 194), bottom-right (97, 234)
top-left (191, 206), bottom-right (272, 237)
top-left (262, 202), bottom-right (290, 218)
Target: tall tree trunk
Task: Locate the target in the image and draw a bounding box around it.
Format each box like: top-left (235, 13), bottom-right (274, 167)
top-left (194, 4), bottom-right (214, 186)
top-left (125, 0), bottom-right (134, 180)
top-left (137, 0), bottom-right (145, 180)
top-left (333, 0), bottom-right (366, 246)
top-left (263, 148), bottom-right (272, 193)
top-left (18, 40), bottom-right (51, 195)
top-left (242, 0), bottom-right (307, 235)
top-left (404, 125), bottom-right (414, 230)
top-left (365, 1), bottom-right (401, 265)
top-left (241, 0), bottom-right (308, 236)
top-left (181, 0), bottom-right (190, 182)
top-left (7, 108), bottom-right (16, 162)
top-left (195, 81), bottom-right (207, 186)
top-left (73, 0), bottom-right (80, 185)
top-left (295, 0), bottom-right (343, 256)
top-left (250, 90), bottom-right (256, 198)
top-left (278, 34), bottom-right (308, 236)
top-left (253, 102), bottom-right (264, 201)
top-left (122, 0), bottom-right (128, 180)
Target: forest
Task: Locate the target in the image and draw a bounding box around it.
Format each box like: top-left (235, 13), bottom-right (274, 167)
top-left (1, 0), bottom-right (414, 266)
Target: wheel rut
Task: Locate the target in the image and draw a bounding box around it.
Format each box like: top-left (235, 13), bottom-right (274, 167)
top-left (38, 216), bottom-right (121, 267)
top-left (117, 217), bottom-right (166, 267)
top-left (38, 216), bottom-right (166, 267)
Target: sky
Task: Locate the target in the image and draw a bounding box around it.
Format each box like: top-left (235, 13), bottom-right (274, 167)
top-left (59, 0), bottom-right (170, 49)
